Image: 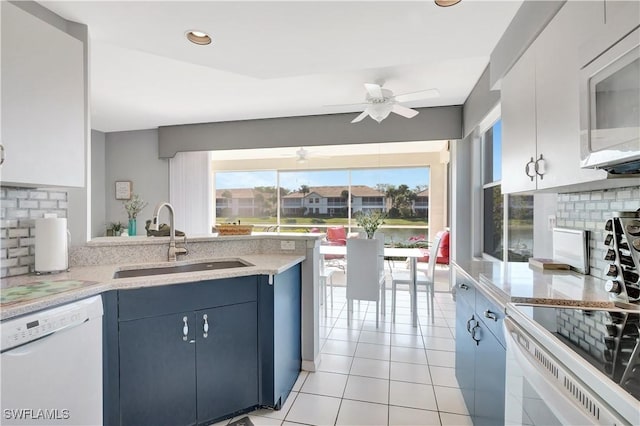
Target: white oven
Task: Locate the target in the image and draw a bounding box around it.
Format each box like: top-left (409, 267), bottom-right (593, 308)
top-left (504, 304), bottom-right (640, 426)
top-left (580, 26), bottom-right (640, 174)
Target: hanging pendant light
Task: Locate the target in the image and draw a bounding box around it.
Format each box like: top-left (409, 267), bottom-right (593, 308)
top-left (435, 0), bottom-right (462, 7)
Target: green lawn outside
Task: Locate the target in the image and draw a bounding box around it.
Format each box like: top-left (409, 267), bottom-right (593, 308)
top-left (217, 216), bottom-right (428, 227)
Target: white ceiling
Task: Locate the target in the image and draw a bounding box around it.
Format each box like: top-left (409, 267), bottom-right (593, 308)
top-left (41, 0), bottom-right (522, 133)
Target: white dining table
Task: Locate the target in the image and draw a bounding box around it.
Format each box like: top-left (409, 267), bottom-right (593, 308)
top-left (319, 244), bottom-right (423, 327)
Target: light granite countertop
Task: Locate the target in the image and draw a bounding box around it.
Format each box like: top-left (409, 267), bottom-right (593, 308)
top-left (1, 254), bottom-right (305, 321)
top-left (453, 260), bottom-right (614, 309)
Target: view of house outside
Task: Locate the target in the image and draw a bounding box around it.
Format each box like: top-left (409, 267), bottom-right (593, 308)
top-left (214, 167), bottom-right (430, 244)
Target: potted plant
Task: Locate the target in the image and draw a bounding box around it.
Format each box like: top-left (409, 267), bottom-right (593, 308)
top-left (107, 221), bottom-right (124, 236)
top-left (354, 210), bottom-right (386, 239)
top-left (123, 193), bottom-right (148, 236)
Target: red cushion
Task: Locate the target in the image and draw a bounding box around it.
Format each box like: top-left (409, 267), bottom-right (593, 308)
top-left (326, 227), bottom-right (347, 245)
top-left (417, 231), bottom-right (450, 264)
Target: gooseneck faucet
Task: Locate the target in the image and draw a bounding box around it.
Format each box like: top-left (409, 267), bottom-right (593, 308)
top-left (149, 202), bottom-right (187, 262)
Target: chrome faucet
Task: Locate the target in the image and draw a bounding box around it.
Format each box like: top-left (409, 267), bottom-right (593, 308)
top-left (150, 202), bottom-right (187, 261)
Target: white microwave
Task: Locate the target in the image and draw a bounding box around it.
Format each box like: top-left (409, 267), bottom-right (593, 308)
top-left (580, 26), bottom-right (640, 174)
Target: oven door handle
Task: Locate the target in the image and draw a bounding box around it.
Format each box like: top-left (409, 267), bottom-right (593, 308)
top-left (504, 318), bottom-right (605, 426)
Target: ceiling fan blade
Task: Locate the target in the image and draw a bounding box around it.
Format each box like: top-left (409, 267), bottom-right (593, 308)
top-left (351, 111), bottom-right (369, 123)
top-left (391, 104), bottom-right (419, 119)
top-left (364, 83), bottom-right (384, 100)
top-left (394, 88), bottom-right (440, 103)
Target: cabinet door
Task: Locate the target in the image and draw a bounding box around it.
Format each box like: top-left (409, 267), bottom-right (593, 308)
top-left (473, 321), bottom-right (506, 426)
top-left (535, 1), bottom-right (607, 189)
top-left (501, 48), bottom-right (538, 193)
top-left (119, 312), bottom-right (197, 426)
top-left (1, 2), bottom-right (85, 188)
top-left (455, 295), bottom-right (476, 417)
top-left (196, 302), bottom-right (259, 423)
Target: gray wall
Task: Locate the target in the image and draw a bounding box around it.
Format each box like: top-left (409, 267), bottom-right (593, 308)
top-left (450, 135), bottom-right (473, 263)
top-left (489, 0), bottom-right (565, 89)
top-left (462, 66), bottom-right (500, 139)
top-left (159, 106), bottom-right (462, 158)
top-left (105, 129), bottom-right (169, 234)
top-left (91, 130), bottom-right (106, 237)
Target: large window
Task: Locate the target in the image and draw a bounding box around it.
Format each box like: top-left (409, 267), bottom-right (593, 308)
top-left (213, 167), bottom-right (430, 241)
top-left (481, 119), bottom-right (533, 262)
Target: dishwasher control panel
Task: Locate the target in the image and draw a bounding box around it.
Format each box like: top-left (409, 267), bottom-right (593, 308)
top-left (1, 295), bottom-right (103, 352)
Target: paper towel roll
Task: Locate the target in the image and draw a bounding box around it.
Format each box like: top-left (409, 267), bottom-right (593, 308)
top-left (35, 218), bottom-right (69, 273)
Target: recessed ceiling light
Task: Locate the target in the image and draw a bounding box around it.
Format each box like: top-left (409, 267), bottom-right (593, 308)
top-left (435, 0), bottom-right (462, 7)
top-left (185, 30), bottom-right (212, 45)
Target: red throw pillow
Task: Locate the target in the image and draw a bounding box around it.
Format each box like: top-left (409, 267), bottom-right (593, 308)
top-left (326, 226), bottom-right (347, 245)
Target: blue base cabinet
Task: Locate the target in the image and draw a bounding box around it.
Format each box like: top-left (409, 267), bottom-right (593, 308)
top-left (119, 312), bottom-right (197, 426)
top-left (259, 264), bottom-right (301, 409)
top-left (454, 267), bottom-right (506, 426)
top-left (196, 302), bottom-right (258, 422)
top-left (104, 267), bottom-right (301, 426)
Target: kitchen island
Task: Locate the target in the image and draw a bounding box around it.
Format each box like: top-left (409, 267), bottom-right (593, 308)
top-left (1, 234), bottom-right (324, 425)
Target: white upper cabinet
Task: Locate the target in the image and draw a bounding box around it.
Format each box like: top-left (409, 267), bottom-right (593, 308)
top-left (501, 48), bottom-right (537, 193)
top-left (501, 1), bottom-right (625, 194)
top-left (533, 1), bottom-right (607, 190)
top-left (1, 2), bottom-right (85, 188)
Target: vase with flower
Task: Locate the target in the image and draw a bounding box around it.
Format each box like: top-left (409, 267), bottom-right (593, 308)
top-left (123, 194), bottom-right (148, 236)
top-left (354, 210), bottom-right (386, 239)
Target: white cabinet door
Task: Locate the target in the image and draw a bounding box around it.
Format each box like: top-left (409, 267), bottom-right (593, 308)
top-left (501, 48), bottom-right (537, 194)
top-left (534, 1), bottom-right (607, 189)
top-left (1, 2), bottom-right (85, 187)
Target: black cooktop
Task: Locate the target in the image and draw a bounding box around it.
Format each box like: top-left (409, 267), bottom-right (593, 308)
top-left (520, 306), bottom-right (640, 401)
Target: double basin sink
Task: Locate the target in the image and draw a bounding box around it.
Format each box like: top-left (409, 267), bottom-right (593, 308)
top-left (114, 259), bottom-right (253, 279)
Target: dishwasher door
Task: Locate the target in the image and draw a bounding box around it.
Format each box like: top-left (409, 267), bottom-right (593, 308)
top-left (1, 296), bottom-right (103, 426)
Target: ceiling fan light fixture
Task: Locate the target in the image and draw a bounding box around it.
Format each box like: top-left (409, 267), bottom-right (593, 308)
top-left (435, 0), bottom-right (462, 7)
top-left (185, 30), bottom-right (212, 45)
top-left (367, 103), bottom-right (393, 123)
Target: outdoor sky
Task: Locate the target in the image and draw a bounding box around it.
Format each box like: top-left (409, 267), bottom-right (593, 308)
top-left (215, 167), bottom-right (430, 192)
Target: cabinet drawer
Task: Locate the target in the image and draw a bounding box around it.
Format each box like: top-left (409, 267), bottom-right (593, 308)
top-left (454, 269), bottom-right (476, 308)
top-left (475, 289), bottom-right (505, 348)
top-left (119, 276), bottom-right (258, 321)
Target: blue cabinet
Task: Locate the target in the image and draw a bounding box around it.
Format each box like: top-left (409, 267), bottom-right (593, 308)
top-left (454, 267), bottom-right (506, 425)
top-left (258, 264), bottom-right (301, 409)
top-left (196, 302), bottom-right (258, 423)
top-left (119, 312), bottom-right (197, 426)
top-left (104, 269), bottom-right (301, 426)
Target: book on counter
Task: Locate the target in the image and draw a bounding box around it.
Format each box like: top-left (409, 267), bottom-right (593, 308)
top-left (528, 258), bottom-right (571, 270)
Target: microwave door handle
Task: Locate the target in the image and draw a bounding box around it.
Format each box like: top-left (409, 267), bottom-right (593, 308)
top-left (505, 319), bottom-right (603, 426)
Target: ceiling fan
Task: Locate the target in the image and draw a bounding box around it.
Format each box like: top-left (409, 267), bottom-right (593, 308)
top-left (329, 83), bottom-right (440, 124)
top-left (281, 147), bottom-right (330, 163)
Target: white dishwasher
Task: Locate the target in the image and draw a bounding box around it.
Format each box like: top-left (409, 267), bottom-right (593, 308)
top-left (1, 295), bottom-right (103, 425)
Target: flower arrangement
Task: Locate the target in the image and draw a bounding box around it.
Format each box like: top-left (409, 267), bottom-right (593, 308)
top-left (123, 194), bottom-right (148, 219)
top-left (354, 210), bottom-right (386, 239)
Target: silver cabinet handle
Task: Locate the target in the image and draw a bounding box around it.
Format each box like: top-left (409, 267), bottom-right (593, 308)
top-left (471, 324), bottom-right (481, 345)
top-left (182, 316), bottom-right (189, 341)
top-left (484, 310), bottom-right (498, 321)
top-left (534, 154), bottom-right (546, 179)
top-left (466, 316), bottom-right (476, 333)
top-left (202, 314), bottom-right (209, 338)
top-left (525, 157), bottom-right (536, 181)
top-left (0, 144), bottom-right (4, 166)
top-left (459, 283), bottom-right (469, 290)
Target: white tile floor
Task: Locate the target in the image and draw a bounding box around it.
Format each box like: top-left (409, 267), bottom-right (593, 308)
top-left (222, 274), bottom-right (470, 426)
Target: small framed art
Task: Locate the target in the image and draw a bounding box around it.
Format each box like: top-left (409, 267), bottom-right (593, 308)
top-left (115, 181), bottom-right (132, 200)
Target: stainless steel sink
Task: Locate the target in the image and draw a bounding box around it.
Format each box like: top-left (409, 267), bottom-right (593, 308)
top-left (113, 260), bottom-right (253, 278)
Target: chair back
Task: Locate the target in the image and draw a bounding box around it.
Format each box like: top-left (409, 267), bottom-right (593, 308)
top-left (425, 235), bottom-right (442, 285)
top-left (346, 238), bottom-right (383, 302)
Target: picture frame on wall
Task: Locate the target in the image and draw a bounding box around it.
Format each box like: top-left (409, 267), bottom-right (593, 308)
top-left (115, 181), bottom-right (132, 200)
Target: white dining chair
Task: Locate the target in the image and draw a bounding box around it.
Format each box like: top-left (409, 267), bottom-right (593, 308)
top-left (319, 256), bottom-right (341, 311)
top-left (389, 235), bottom-right (441, 322)
top-left (346, 235), bottom-right (385, 328)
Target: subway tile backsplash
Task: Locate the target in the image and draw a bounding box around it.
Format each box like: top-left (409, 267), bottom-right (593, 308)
top-left (556, 185), bottom-right (640, 279)
top-left (0, 186), bottom-right (68, 278)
